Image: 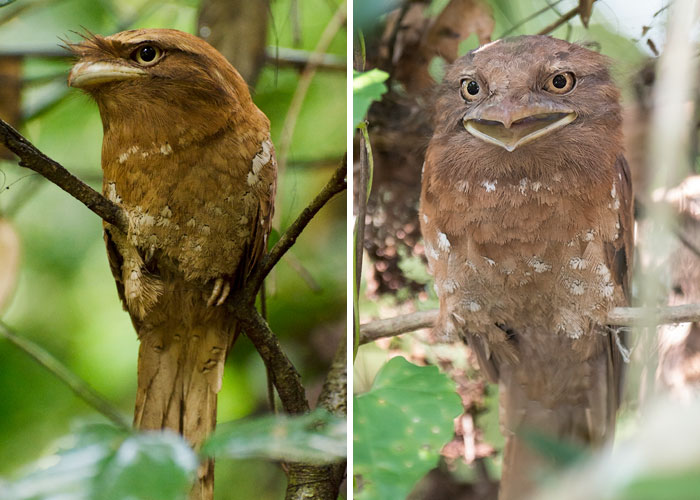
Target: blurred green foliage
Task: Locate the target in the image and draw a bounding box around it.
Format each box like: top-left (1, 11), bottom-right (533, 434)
top-left (0, 0), bottom-right (346, 498)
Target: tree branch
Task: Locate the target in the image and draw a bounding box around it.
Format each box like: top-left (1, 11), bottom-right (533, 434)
top-left (0, 320), bottom-right (130, 429)
top-left (0, 118), bottom-right (127, 232)
top-left (232, 304), bottom-right (309, 414)
top-left (359, 304), bottom-right (700, 344)
top-left (244, 157), bottom-right (347, 296)
top-left (536, 4), bottom-right (580, 35)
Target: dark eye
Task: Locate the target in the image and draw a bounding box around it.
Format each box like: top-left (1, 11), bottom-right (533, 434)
top-left (132, 45), bottom-right (163, 66)
top-left (544, 72), bottom-right (576, 94)
top-left (461, 79), bottom-right (481, 101)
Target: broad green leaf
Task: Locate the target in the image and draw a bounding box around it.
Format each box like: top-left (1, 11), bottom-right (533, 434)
top-left (0, 426), bottom-right (197, 500)
top-left (354, 356), bottom-right (462, 500)
top-left (353, 69), bottom-right (389, 129)
top-left (93, 431), bottom-right (197, 500)
top-left (203, 409), bottom-right (346, 464)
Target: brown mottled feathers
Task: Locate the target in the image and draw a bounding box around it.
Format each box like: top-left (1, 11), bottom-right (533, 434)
top-left (67, 29), bottom-right (276, 499)
top-left (419, 36), bottom-right (633, 499)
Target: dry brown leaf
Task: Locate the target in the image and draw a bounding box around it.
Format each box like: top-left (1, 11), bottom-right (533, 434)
top-left (579, 0), bottom-right (595, 28)
top-left (0, 56), bottom-right (22, 160)
top-left (426, 0), bottom-right (494, 63)
top-left (0, 218), bottom-right (20, 311)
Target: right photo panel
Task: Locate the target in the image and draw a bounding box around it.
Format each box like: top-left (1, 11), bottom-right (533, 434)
top-left (353, 1), bottom-right (700, 499)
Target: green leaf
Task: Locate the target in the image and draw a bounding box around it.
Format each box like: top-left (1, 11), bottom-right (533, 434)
top-left (353, 69), bottom-right (389, 129)
top-left (93, 431), bottom-right (198, 500)
top-left (353, 356), bottom-right (462, 500)
top-left (0, 426), bottom-right (197, 500)
top-left (203, 409), bottom-right (346, 464)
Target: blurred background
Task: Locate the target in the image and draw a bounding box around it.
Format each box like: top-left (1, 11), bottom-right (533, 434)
top-left (354, 0), bottom-right (700, 499)
top-left (0, 0), bottom-right (346, 498)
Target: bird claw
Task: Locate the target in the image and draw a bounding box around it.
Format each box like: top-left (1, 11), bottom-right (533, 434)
top-left (207, 278), bottom-right (230, 307)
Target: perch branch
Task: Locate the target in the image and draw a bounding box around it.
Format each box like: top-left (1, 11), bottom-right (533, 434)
top-left (0, 118), bottom-right (127, 232)
top-left (359, 304), bottom-right (700, 344)
top-left (0, 320), bottom-right (130, 429)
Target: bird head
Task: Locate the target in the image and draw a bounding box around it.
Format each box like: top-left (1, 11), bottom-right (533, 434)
top-left (65, 29), bottom-right (263, 143)
top-left (433, 36), bottom-right (622, 161)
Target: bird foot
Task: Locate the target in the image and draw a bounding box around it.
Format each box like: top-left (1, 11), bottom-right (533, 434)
top-left (207, 278), bottom-right (230, 307)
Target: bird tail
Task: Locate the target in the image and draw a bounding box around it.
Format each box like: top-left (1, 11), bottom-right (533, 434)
top-left (133, 321), bottom-right (231, 500)
top-left (496, 331), bottom-right (620, 500)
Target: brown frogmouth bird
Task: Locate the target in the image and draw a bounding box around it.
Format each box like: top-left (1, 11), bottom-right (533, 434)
top-left (419, 36), bottom-right (632, 499)
top-left (67, 29), bottom-right (276, 498)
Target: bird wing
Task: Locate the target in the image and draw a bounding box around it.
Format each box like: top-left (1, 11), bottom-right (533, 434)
top-left (603, 154), bottom-right (634, 422)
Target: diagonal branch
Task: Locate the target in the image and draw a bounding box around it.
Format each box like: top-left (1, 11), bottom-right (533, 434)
top-left (244, 157), bottom-right (347, 297)
top-left (0, 320), bottom-right (130, 429)
top-left (232, 304), bottom-right (309, 414)
top-left (0, 118), bottom-right (127, 232)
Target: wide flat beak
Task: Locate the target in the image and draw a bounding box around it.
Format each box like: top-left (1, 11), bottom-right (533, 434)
top-left (68, 61), bottom-right (148, 88)
top-left (464, 111), bottom-right (577, 152)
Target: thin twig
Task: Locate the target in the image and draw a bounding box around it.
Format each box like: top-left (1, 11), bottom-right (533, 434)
top-left (359, 304), bottom-right (700, 344)
top-left (354, 123), bottom-right (371, 358)
top-left (0, 320), bottom-right (130, 429)
top-left (276, 1), bottom-right (347, 176)
top-left (245, 158), bottom-right (346, 296)
top-left (536, 5), bottom-right (580, 36)
top-left (0, 118), bottom-right (127, 232)
top-left (499, 0), bottom-right (565, 38)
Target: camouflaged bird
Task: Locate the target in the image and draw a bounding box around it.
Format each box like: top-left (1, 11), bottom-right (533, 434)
top-left (419, 36), bottom-right (633, 499)
top-left (67, 29), bottom-right (276, 499)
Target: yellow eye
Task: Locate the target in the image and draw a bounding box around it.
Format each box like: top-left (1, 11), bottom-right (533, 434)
top-left (460, 79), bottom-right (481, 101)
top-left (544, 72), bottom-right (576, 94)
top-left (131, 45), bottom-right (163, 66)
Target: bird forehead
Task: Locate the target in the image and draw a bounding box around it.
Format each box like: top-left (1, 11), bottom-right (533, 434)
top-left (107, 28), bottom-right (209, 54)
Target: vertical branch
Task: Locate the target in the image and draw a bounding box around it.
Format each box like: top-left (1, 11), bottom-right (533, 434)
top-left (354, 123), bottom-right (372, 358)
top-left (638, 0), bottom-right (699, 401)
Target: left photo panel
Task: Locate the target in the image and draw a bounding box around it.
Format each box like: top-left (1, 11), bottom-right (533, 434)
top-left (0, 1), bottom-right (347, 499)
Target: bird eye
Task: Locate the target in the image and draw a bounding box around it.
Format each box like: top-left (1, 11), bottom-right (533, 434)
top-left (544, 72), bottom-right (576, 94)
top-left (131, 45), bottom-right (163, 66)
top-left (460, 79), bottom-right (481, 101)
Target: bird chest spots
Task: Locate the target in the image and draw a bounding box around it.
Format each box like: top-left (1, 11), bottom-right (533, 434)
top-left (194, 244), bottom-right (202, 252)
top-left (160, 206), bottom-right (172, 218)
top-left (528, 256), bottom-right (551, 273)
top-left (483, 256), bottom-right (496, 266)
top-left (567, 278), bottom-right (586, 296)
top-left (481, 180), bottom-right (497, 192)
top-left (600, 282), bottom-right (615, 298)
top-left (465, 300), bottom-right (481, 312)
top-left (422, 214), bottom-right (429, 224)
top-left (583, 229), bottom-right (595, 241)
top-left (611, 183), bottom-right (617, 198)
top-left (437, 231), bottom-right (451, 252)
top-left (213, 207), bottom-right (223, 216)
top-left (442, 278), bottom-right (459, 294)
top-left (569, 257), bottom-right (588, 270)
top-left (519, 178), bottom-right (528, 194)
top-left (159, 143), bottom-right (173, 156)
top-left (531, 181), bottom-right (542, 192)
top-left (200, 225), bottom-right (211, 235)
top-left (238, 215), bottom-right (248, 225)
top-left (187, 218), bottom-right (197, 228)
top-left (141, 151), bottom-right (150, 158)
